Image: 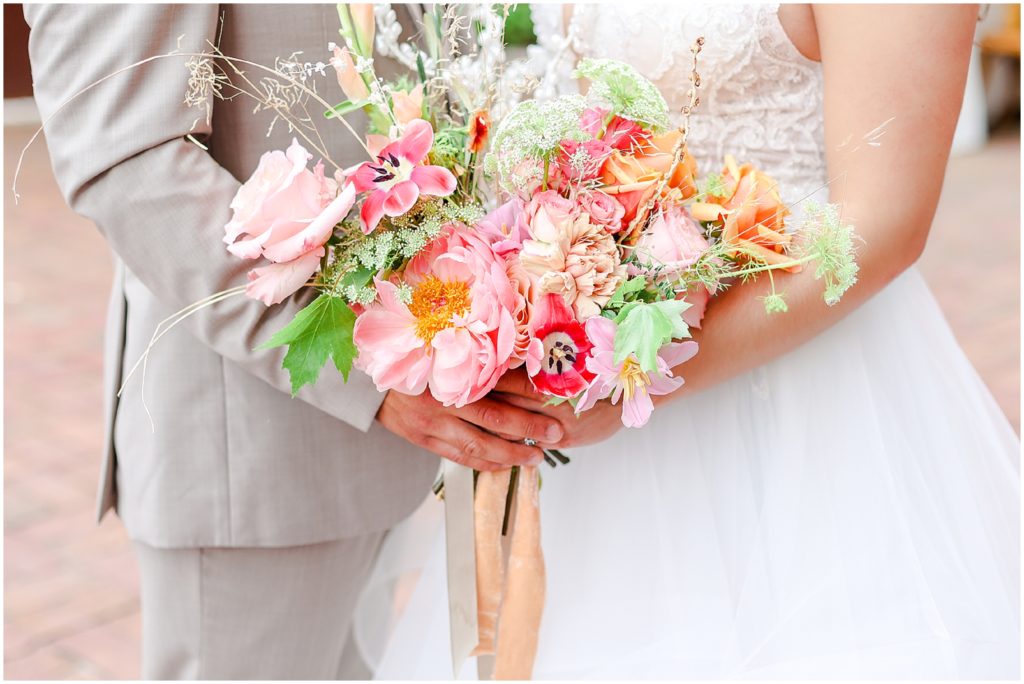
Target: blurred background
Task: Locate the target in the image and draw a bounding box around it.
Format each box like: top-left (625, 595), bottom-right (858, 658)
top-left (4, 4), bottom-right (1021, 680)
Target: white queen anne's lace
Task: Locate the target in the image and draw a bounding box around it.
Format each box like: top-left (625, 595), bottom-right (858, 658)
top-left (529, 3), bottom-right (828, 206)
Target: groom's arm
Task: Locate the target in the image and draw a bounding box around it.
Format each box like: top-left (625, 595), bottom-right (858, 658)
top-left (24, 4), bottom-right (562, 463)
top-left (24, 3), bottom-right (394, 430)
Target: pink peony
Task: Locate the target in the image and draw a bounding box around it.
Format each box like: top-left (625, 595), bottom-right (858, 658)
top-left (631, 206), bottom-right (709, 281)
top-left (578, 190), bottom-right (626, 233)
top-left (353, 224), bottom-right (521, 407)
top-left (577, 316), bottom-right (698, 427)
top-left (350, 119), bottom-right (457, 234)
top-left (223, 139), bottom-right (356, 305)
top-left (504, 255), bottom-right (538, 368)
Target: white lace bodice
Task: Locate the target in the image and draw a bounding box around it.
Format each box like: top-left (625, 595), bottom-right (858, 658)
top-left (530, 4), bottom-right (827, 204)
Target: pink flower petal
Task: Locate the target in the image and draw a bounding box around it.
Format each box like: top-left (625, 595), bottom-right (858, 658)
top-left (360, 190), bottom-right (387, 234)
top-left (366, 134), bottom-right (391, 158)
top-left (351, 162), bottom-right (381, 193)
top-left (658, 340), bottom-right (699, 370)
top-left (244, 250), bottom-right (322, 306)
top-left (411, 165), bottom-right (457, 197)
top-left (262, 184), bottom-right (356, 263)
top-left (390, 118), bottom-right (434, 164)
top-left (383, 180), bottom-right (420, 216)
top-left (621, 389), bottom-right (654, 428)
top-left (584, 316), bottom-right (617, 353)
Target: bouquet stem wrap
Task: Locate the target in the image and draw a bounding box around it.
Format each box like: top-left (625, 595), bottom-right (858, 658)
top-left (446, 463), bottom-right (546, 680)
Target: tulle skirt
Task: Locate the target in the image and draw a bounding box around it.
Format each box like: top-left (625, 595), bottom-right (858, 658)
top-left (355, 267), bottom-right (1020, 680)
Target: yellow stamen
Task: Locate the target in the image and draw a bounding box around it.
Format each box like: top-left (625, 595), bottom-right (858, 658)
top-left (409, 276), bottom-right (471, 343)
top-left (619, 356), bottom-right (651, 401)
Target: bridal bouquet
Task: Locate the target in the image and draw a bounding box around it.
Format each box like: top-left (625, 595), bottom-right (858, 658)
top-left (222, 16), bottom-right (857, 430)
top-left (209, 5), bottom-right (858, 678)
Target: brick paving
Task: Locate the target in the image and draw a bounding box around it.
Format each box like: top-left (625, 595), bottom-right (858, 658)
top-left (3, 122), bottom-right (1020, 679)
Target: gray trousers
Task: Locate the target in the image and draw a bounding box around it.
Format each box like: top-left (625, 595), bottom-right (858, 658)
top-left (134, 532), bottom-right (385, 680)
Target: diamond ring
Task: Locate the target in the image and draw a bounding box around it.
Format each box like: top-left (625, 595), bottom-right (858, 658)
top-left (523, 438), bottom-right (538, 447)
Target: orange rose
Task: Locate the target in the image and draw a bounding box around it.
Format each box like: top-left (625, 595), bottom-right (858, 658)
top-left (599, 129), bottom-right (698, 235)
top-left (691, 155), bottom-right (797, 271)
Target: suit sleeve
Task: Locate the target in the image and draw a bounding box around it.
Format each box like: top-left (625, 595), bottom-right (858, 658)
top-left (24, 3), bottom-right (387, 431)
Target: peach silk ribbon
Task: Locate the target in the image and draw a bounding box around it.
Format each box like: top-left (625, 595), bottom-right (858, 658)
top-left (473, 465), bottom-right (546, 680)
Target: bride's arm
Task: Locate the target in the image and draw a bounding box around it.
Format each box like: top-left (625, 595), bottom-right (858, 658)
top-left (657, 3), bottom-right (979, 401)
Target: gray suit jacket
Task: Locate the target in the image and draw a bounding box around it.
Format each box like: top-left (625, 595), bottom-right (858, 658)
top-left (25, 4), bottom-right (439, 548)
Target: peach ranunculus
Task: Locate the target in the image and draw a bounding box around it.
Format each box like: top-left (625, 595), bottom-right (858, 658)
top-left (353, 224), bottom-right (521, 407)
top-left (391, 83), bottom-right (424, 125)
top-left (599, 128), bottom-right (699, 236)
top-left (518, 192), bottom-right (626, 319)
top-left (223, 139), bottom-right (356, 305)
top-left (690, 155), bottom-right (796, 270)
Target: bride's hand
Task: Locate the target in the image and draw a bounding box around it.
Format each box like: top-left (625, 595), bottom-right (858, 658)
top-left (489, 369), bottom-right (623, 449)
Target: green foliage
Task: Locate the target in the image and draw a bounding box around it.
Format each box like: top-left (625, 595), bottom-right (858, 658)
top-left (259, 294), bottom-right (358, 394)
top-left (796, 201), bottom-right (860, 306)
top-left (324, 99), bottom-right (369, 119)
top-left (487, 95), bottom-right (588, 192)
top-left (573, 58), bottom-right (671, 132)
top-left (613, 300), bottom-right (691, 372)
top-left (503, 4), bottom-right (537, 45)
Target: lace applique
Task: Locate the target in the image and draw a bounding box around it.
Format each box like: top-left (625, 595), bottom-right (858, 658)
top-left (529, 4), bottom-right (828, 205)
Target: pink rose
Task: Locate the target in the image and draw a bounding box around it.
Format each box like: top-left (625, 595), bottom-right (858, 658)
top-left (578, 190), bottom-right (626, 233)
top-left (631, 206), bottom-right (709, 281)
top-left (224, 139), bottom-right (356, 305)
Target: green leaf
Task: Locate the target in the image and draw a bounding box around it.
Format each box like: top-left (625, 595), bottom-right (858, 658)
top-left (258, 294), bottom-right (358, 394)
top-left (324, 99), bottom-right (369, 119)
top-left (613, 300), bottom-right (692, 372)
top-left (607, 276), bottom-right (647, 310)
top-left (340, 266), bottom-right (374, 291)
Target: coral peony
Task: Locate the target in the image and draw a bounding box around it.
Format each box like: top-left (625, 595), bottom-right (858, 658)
top-left (353, 224), bottom-right (521, 407)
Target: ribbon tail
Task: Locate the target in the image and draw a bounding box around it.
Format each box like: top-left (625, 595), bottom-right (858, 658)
top-left (493, 465), bottom-right (545, 680)
top-left (443, 460), bottom-right (479, 678)
top-left (471, 468), bottom-right (513, 658)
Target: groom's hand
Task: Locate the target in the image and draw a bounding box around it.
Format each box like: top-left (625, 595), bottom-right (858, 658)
top-left (490, 369), bottom-right (623, 448)
top-left (376, 390), bottom-right (563, 471)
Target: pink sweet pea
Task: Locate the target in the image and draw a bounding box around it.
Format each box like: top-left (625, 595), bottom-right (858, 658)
top-left (353, 224), bottom-right (521, 407)
top-left (577, 316), bottom-right (698, 427)
top-left (350, 119), bottom-right (457, 234)
top-left (524, 293), bottom-right (594, 398)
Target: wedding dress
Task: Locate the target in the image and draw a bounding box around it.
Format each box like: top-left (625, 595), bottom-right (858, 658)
top-left (355, 4), bottom-right (1020, 678)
